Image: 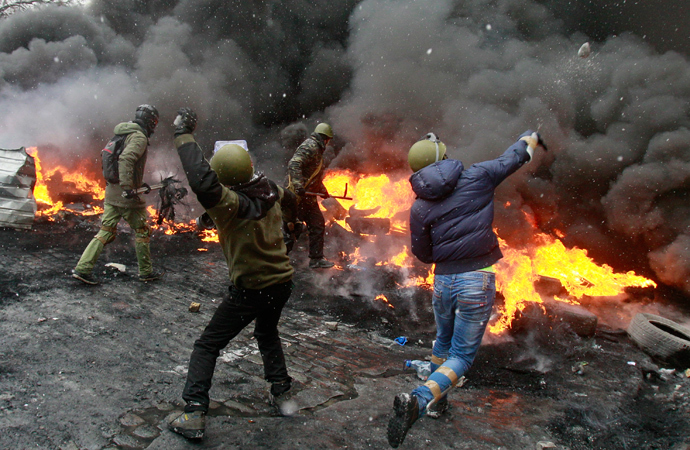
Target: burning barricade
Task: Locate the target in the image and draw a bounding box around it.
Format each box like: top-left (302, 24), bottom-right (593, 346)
top-left (21, 144), bottom-right (660, 337)
top-left (318, 169), bottom-right (658, 337)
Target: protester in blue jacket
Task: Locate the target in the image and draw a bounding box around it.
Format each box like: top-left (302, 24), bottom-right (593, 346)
top-left (387, 130), bottom-right (546, 448)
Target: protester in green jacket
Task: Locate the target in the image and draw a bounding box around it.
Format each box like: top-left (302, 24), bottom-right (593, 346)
top-left (168, 107), bottom-right (298, 441)
top-left (72, 104), bottom-right (162, 285)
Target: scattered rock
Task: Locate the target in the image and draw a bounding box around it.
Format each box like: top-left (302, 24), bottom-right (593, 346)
top-left (537, 441), bottom-right (557, 449)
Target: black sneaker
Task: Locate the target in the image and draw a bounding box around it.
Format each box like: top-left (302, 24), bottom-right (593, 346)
top-left (139, 268), bottom-right (164, 282)
top-left (72, 270), bottom-right (99, 285)
top-left (309, 258), bottom-right (334, 269)
top-left (168, 410), bottom-right (206, 440)
top-left (426, 397), bottom-right (449, 419)
top-left (387, 393), bottom-right (420, 448)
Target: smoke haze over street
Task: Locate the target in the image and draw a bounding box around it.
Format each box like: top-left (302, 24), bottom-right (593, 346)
top-left (0, 0), bottom-right (689, 298)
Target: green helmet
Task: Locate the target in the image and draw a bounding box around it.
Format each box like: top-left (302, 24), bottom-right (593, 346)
top-left (408, 132), bottom-right (447, 172)
top-left (210, 144), bottom-right (254, 186)
top-left (314, 123), bottom-right (333, 138)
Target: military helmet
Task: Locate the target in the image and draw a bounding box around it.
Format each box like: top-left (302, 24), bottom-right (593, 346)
top-left (408, 132), bottom-right (447, 172)
top-left (210, 144), bottom-right (254, 186)
top-left (135, 104), bottom-right (159, 134)
top-left (314, 123), bottom-right (333, 138)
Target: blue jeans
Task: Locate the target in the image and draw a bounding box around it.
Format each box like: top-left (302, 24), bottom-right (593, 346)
top-left (411, 270), bottom-right (495, 413)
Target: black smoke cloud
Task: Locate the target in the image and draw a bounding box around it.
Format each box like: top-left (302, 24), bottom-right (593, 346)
top-left (0, 0), bottom-right (688, 299)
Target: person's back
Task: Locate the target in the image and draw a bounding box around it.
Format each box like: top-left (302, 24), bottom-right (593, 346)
top-left (205, 172), bottom-right (294, 289)
top-left (387, 130), bottom-right (545, 448)
top-left (409, 136), bottom-right (533, 273)
top-left (72, 104), bottom-right (162, 285)
top-left (168, 108), bottom-right (298, 441)
top-left (104, 121), bottom-right (149, 208)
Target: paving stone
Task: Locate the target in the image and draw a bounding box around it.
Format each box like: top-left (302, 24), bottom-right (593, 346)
top-left (113, 433), bottom-right (145, 449)
top-left (222, 399), bottom-right (256, 414)
top-left (119, 412), bottom-right (146, 427)
top-left (132, 424), bottom-right (160, 439)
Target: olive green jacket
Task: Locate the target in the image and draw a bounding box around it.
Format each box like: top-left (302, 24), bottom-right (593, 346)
top-left (174, 133), bottom-right (294, 290)
top-left (104, 122), bottom-right (149, 208)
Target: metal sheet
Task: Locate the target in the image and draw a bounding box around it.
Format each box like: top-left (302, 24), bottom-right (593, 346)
top-left (0, 147), bottom-right (37, 229)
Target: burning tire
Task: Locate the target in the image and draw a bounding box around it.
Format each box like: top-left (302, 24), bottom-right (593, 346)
top-left (627, 313), bottom-right (690, 367)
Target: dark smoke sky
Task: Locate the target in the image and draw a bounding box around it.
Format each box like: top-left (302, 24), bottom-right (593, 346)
top-left (0, 0), bottom-right (689, 299)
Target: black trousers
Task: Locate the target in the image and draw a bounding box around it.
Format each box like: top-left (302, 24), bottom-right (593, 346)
top-left (182, 281), bottom-right (293, 412)
top-left (297, 195), bottom-right (325, 259)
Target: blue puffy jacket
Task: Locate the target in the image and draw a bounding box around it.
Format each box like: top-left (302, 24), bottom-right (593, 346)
top-left (409, 137), bottom-right (532, 274)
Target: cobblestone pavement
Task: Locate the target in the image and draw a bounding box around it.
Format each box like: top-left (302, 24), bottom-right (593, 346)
top-left (1, 221), bottom-right (690, 449)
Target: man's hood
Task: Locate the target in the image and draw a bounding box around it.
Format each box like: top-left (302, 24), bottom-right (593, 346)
top-left (114, 121), bottom-right (146, 136)
top-left (409, 159), bottom-right (464, 201)
top-left (230, 172), bottom-right (279, 204)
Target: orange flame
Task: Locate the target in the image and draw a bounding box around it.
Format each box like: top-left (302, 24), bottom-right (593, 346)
top-left (322, 170), bottom-right (415, 233)
top-left (374, 294), bottom-right (395, 309)
top-left (28, 147), bottom-right (104, 218)
top-left (490, 233), bottom-right (657, 333)
top-left (323, 169), bottom-right (656, 335)
top-left (28, 149), bottom-right (657, 334)
top-left (199, 229), bottom-right (220, 243)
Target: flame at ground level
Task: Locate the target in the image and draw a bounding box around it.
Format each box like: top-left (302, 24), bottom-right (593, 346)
top-left (490, 233), bottom-right (657, 334)
top-left (323, 169), bottom-right (656, 335)
top-left (28, 154), bottom-right (656, 334)
top-left (27, 147), bottom-right (104, 219)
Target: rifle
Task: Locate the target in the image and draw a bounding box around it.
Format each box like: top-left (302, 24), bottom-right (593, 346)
top-left (131, 177), bottom-right (179, 195)
top-left (305, 183), bottom-right (353, 200)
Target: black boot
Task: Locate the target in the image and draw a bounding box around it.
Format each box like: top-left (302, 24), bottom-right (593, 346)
top-left (168, 410), bottom-right (206, 440)
top-left (387, 393), bottom-right (420, 448)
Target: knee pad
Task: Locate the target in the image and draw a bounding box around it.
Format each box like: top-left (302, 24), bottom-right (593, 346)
top-left (135, 226), bottom-right (150, 243)
top-left (96, 226), bottom-right (117, 245)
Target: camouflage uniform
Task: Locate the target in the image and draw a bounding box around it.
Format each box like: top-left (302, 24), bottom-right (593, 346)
top-left (286, 132), bottom-right (329, 260)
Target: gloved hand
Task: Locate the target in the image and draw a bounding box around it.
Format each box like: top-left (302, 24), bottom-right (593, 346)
top-left (141, 183), bottom-right (151, 194)
top-left (173, 107), bottom-right (198, 136)
top-left (122, 189), bottom-right (137, 199)
top-left (295, 187), bottom-right (306, 197)
top-left (293, 221), bottom-right (304, 239)
top-left (320, 190), bottom-right (330, 199)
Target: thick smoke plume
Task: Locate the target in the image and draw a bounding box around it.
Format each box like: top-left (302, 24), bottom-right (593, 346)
top-left (0, 0), bottom-right (689, 300)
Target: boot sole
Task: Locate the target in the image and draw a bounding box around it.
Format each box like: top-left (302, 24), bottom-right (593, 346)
top-left (72, 273), bottom-right (98, 285)
top-left (169, 424), bottom-right (204, 440)
top-left (139, 273), bottom-right (163, 282)
top-left (387, 394), bottom-right (418, 448)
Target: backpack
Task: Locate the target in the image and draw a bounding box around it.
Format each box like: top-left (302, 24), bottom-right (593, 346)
top-left (101, 134), bottom-right (128, 184)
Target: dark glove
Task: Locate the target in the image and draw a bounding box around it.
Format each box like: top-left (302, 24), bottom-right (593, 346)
top-left (122, 189), bottom-right (137, 199)
top-left (295, 187), bottom-right (306, 197)
top-left (175, 187), bottom-right (188, 200)
top-left (173, 107), bottom-right (198, 136)
top-left (141, 183), bottom-right (151, 194)
top-left (293, 221), bottom-right (304, 239)
top-left (320, 190), bottom-right (330, 199)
